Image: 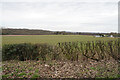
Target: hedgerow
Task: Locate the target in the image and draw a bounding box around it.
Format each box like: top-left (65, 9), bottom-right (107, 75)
top-left (2, 40), bottom-right (119, 61)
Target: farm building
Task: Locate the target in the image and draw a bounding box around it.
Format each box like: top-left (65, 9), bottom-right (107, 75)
top-left (95, 34), bottom-right (114, 37)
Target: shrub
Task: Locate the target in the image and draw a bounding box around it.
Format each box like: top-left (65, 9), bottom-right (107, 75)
top-left (2, 43), bottom-right (54, 61)
top-left (3, 43), bottom-right (35, 61)
top-left (57, 40), bottom-right (119, 61)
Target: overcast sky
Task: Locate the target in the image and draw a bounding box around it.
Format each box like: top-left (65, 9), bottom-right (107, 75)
top-left (0, 0), bottom-right (119, 33)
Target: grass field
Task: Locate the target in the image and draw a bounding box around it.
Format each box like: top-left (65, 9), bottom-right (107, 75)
top-left (2, 35), bottom-right (117, 45)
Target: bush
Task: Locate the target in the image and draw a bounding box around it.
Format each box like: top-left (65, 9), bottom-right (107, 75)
top-left (2, 43), bottom-right (55, 61)
top-left (3, 43), bottom-right (36, 61)
top-left (57, 40), bottom-right (119, 61)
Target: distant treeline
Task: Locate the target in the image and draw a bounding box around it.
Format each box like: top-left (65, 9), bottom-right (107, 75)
top-left (2, 28), bottom-right (54, 35)
top-left (1, 28), bottom-right (120, 37)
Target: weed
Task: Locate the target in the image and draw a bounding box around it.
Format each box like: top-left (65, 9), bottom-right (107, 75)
top-left (35, 69), bottom-right (39, 73)
top-left (17, 72), bottom-right (26, 77)
top-left (32, 73), bottom-right (40, 78)
top-left (28, 73), bottom-right (33, 76)
top-left (90, 67), bottom-right (96, 70)
top-left (28, 67), bottom-right (33, 71)
top-left (2, 74), bottom-right (10, 78)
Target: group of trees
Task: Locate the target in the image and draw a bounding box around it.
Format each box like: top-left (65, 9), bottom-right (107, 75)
top-left (1, 28), bottom-right (120, 37)
top-left (2, 28), bottom-right (54, 35)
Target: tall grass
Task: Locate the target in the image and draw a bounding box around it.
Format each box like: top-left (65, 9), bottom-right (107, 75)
top-left (2, 40), bottom-right (119, 62)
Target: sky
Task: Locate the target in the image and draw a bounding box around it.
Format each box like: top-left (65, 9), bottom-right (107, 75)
top-left (0, 0), bottom-right (119, 33)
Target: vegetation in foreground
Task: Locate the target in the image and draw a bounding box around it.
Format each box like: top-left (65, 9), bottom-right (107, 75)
top-left (2, 40), bottom-right (120, 78)
top-left (2, 59), bottom-right (119, 78)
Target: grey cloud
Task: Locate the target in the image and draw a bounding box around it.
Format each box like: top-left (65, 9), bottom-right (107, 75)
top-left (0, 0), bottom-right (119, 2)
top-left (0, 1), bottom-right (118, 33)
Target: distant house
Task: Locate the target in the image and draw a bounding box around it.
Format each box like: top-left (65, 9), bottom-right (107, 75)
top-left (110, 35), bottom-right (113, 37)
top-left (95, 34), bottom-right (105, 37)
top-left (105, 35), bottom-right (114, 37)
top-left (95, 34), bottom-right (114, 38)
top-left (95, 35), bottom-right (101, 37)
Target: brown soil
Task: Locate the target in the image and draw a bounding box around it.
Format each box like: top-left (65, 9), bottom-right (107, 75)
top-left (2, 58), bottom-right (119, 78)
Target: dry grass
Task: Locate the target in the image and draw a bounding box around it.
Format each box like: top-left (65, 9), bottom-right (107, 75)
top-left (2, 58), bottom-right (119, 78)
